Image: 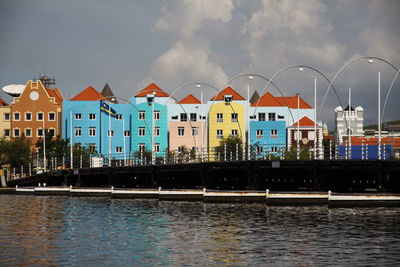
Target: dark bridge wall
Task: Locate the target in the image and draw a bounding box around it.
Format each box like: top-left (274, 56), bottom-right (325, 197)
top-left (7, 160), bottom-right (400, 193)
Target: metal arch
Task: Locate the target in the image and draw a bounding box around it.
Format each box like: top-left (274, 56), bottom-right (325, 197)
top-left (382, 69), bottom-right (400, 124)
top-left (319, 56), bottom-right (400, 123)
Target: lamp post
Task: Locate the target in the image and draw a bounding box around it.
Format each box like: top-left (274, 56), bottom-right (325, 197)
top-left (247, 75), bottom-right (253, 160)
top-left (378, 72), bottom-right (381, 160)
top-left (297, 93), bottom-right (300, 160)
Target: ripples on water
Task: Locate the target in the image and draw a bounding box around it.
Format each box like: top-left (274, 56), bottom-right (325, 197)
top-left (0, 195), bottom-right (399, 266)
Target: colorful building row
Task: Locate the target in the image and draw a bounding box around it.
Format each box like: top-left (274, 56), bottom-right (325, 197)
top-left (2, 79), bottom-right (324, 160)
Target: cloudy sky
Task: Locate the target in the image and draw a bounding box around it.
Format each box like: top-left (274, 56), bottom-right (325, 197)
top-left (1, 0), bottom-right (399, 128)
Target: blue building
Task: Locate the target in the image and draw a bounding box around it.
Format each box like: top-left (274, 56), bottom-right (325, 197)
top-left (131, 83), bottom-right (170, 158)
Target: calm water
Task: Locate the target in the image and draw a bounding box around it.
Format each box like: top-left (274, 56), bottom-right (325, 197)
top-left (0, 195), bottom-right (399, 266)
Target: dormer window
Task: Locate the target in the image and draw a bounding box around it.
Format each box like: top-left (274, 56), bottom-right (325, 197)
top-left (224, 95), bottom-right (232, 103)
top-left (146, 93), bottom-right (155, 104)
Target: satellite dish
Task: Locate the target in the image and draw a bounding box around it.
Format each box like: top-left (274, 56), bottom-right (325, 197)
top-left (2, 84), bottom-right (25, 97)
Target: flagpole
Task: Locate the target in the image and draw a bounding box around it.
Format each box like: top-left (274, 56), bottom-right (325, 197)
top-left (123, 118), bottom-right (126, 165)
top-left (297, 93), bottom-right (300, 160)
top-left (43, 113), bottom-right (46, 172)
top-left (70, 110), bottom-right (73, 169)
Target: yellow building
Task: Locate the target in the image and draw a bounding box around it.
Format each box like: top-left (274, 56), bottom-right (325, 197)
top-left (208, 87), bottom-right (245, 156)
top-left (0, 98), bottom-right (11, 140)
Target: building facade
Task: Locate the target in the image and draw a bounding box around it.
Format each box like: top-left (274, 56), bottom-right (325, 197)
top-left (335, 105), bottom-right (364, 143)
top-left (10, 80), bottom-right (63, 149)
top-left (287, 116), bottom-right (323, 156)
top-left (0, 98), bottom-right (10, 140)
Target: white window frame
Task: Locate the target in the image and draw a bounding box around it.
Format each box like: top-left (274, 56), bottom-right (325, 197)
top-left (155, 143), bottom-right (160, 152)
top-left (75, 127), bottom-right (82, 137)
top-left (139, 111), bottom-right (145, 120)
top-left (13, 128), bottom-right (20, 137)
top-left (154, 127), bottom-right (160, 136)
top-left (89, 113), bottom-right (96, 120)
top-left (124, 130), bottom-right (130, 137)
top-left (270, 146), bottom-right (278, 152)
top-left (13, 112), bottom-right (20, 121)
top-left (48, 112), bottom-right (56, 121)
top-left (116, 114), bottom-right (122, 120)
top-left (75, 113), bottom-right (82, 120)
top-left (231, 129), bottom-right (238, 137)
top-left (256, 129), bottom-right (264, 139)
top-left (192, 127), bottom-right (198, 136)
top-left (115, 146), bottom-right (122, 153)
top-left (25, 112), bottom-right (32, 121)
top-left (108, 130), bottom-right (114, 137)
top-left (138, 127), bottom-right (145, 137)
top-left (231, 113), bottom-right (238, 123)
top-left (48, 128), bottom-right (55, 137)
top-left (4, 113), bottom-right (10, 121)
top-left (270, 129), bottom-right (278, 139)
top-left (89, 127), bottom-right (96, 137)
top-left (216, 129), bottom-right (223, 139)
top-left (4, 129), bottom-right (10, 137)
top-left (190, 113), bottom-right (197, 121)
top-left (25, 128), bottom-right (32, 137)
top-left (256, 146), bottom-right (264, 153)
top-left (180, 113), bottom-right (188, 121)
top-left (268, 113), bottom-right (276, 121)
top-left (37, 112), bottom-right (44, 121)
top-left (258, 113), bottom-right (266, 121)
top-left (154, 111), bottom-right (160, 120)
top-left (37, 128), bottom-right (44, 137)
top-left (216, 113), bottom-right (223, 123)
top-left (178, 127), bottom-right (185, 136)
top-left (138, 143), bottom-right (145, 152)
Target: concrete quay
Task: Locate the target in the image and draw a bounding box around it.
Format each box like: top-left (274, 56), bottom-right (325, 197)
top-left (2, 186), bottom-right (400, 207)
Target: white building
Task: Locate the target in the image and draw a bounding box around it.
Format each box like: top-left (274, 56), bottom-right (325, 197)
top-left (335, 105), bottom-right (364, 143)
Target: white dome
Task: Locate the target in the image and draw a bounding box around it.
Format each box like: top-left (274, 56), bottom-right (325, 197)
top-left (2, 84), bottom-right (25, 97)
top-left (355, 106), bottom-right (364, 111)
top-left (335, 106), bottom-right (343, 112)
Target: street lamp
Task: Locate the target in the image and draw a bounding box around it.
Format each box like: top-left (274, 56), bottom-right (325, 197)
top-left (247, 75), bottom-right (253, 160)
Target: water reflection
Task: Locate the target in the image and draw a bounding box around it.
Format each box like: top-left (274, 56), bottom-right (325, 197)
top-left (0, 195), bottom-right (399, 266)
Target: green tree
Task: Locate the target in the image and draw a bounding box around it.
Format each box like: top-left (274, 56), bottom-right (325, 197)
top-left (5, 136), bottom-right (31, 169)
top-left (214, 135), bottom-right (243, 161)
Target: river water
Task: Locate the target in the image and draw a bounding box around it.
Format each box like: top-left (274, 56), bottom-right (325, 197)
top-left (0, 195), bottom-right (399, 266)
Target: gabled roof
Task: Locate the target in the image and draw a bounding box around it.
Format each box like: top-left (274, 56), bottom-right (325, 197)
top-left (101, 83), bottom-right (118, 103)
top-left (45, 88), bottom-right (63, 105)
top-left (178, 94), bottom-right (201, 104)
top-left (344, 105), bottom-right (355, 111)
top-left (135, 83), bottom-right (169, 97)
top-left (210, 86), bottom-right (245, 101)
top-left (0, 97), bottom-right (8, 106)
top-left (71, 86), bottom-right (105, 101)
top-left (290, 116), bottom-right (317, 127)
top-left (251, 92), bottom-right (283, 107)
top-left (275, 94), bottom-right (312, 109)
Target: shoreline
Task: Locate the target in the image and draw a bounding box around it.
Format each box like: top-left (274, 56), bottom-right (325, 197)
top-left (2, 186), bottom-right (400, 207)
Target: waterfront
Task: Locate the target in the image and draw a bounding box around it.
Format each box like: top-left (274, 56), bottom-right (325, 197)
top-left (0, 195), bottom-right (399, 266)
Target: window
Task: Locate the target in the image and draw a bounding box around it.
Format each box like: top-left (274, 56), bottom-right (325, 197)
top-left (75, 143), bottom-right (82, 150)
top-left (231, 129), bottom-right (238, 137)
top-left (154, 143), bottom-right (160, 152)
top-left (37, 112), bottom-right (44, 121)
top-left (217, 113), bottom-right (223, 123)
top-left (89, 144), bottom-right (96, 153)
top-left (154, 127), bottom-right (160, 136)
top-left (25, 112), bottom-right (32, 121)
top-left (116, 114), bottom-right (122, 120)
top-left (108, 130), bottom-right (114, 137)
top-left (178, 146), bottom-right (185, 153)
top-left (294, 131), bottom-right (301, 141)
top-left (89, 113), bottom-right (96, 120)
top-left (154, 111), bottom-right (160, 120)
top-left (256, 130), bottom-right (264, 139)
top-left (178, 127), bottom-right (185, 136)
top-left (4, 129), bottom-right (10, 137)
top-left (231, 113), bottom-right (238, 122)
top-left (48, 112), bottom-right (55, 121)
top-left (180, 113), bottom-right (188, 121)
top-left (192, 127), bottom-right (198, 136)
top-left (4, 113), bottom-right (10, 121)
top-left (89, 127), bottom-right (96, 137)
top-left (48, 129), bottom-right (55, 137)
top-left (224, 95), bottom-right (232, 103)
top-left (190, 113), bottom-right (197, 121)
top-left (37, 128), bottom-right (44, 137)
top-left (271, 146), bottom-right (278, 152)
top-left (13, 128), bottom-right (20, 137)
top-left (75, 127), bottom-right (81, 137)
top-left (116, 147), bottom-right (122, 153)
top-left (217, 129), bottom-right (223, 139)
top-left (138, 127), bottom-right (145, 136)
top-left (25, 129), bottom-right (32, 137)
top-left (124, 130), bottom-right (130, 137)
top-left (139, 111), bottom-right (145, 120)
top-left (270, 129), bottom-right (278, 139)
top-left (256, 146), bottom-right (264, 153)
top-left (13, 112), bottom-right (20, 121)
top-left (75, 113), bottom-right (81, 120)
top-left (139, 143), bottom-right (145, 152)
top-left (268, 113), bottom-right (276, 121)
top-left (258, 113), bottom-right (266, 121)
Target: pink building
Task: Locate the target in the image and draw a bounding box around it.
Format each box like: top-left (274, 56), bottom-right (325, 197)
top-left (169, 94), bottom-right (207, 155)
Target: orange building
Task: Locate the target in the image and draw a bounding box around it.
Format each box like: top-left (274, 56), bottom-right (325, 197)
top-left (10, 80), bottom-right (63, 149)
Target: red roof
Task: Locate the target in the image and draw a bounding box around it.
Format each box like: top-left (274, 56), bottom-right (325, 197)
top-left (135, 83), bottom-right (169, 97)
top-left (178, 94), bottom-right (201, 104)
top-left (340, 136), bottom-right (400, 148)
top-left (46, 88), bottom-right (63, 105)
top-left (210, 86), bottom-right (245, 101)
top-left (252, 92), bottom-right (311, 109)
top-left (0, 97), bottom-right (8, 106)
top-left (71, 86), bottom-right (105, 101)
top-left (290, 116), bottom-right (317, 127)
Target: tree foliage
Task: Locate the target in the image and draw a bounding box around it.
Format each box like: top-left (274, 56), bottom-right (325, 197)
top-left (0, 136), bottom-right (31, 169)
